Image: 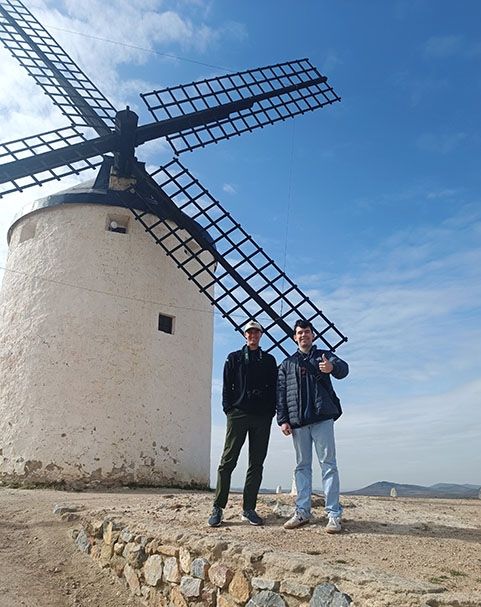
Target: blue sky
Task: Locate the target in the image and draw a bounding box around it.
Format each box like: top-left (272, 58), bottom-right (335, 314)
top-left (1, 1), bottom-right (480, 490)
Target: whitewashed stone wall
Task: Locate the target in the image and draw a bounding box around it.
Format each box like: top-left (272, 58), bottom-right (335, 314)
top-left (0, 203), bottom-right (214, 488)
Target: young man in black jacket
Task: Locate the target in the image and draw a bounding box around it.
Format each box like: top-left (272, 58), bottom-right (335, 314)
top-left (277, 319), bottom-right (349, 533)
top-left (208, 320), bottom-right (278, 527)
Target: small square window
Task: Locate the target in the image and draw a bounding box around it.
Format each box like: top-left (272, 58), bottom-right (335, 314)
top-left (106, 214), bottom-right (129, 234)
top-left (158, 313), bottom-right (174, 334)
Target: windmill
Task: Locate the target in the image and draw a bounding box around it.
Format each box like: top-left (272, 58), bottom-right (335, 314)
top-left (0, 0), bottom-right (347, 489)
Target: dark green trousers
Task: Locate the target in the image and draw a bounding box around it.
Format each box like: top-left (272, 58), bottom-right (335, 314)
top-left (213, 409), bottom-right (272, 511)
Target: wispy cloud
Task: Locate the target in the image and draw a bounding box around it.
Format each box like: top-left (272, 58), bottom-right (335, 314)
top-left (424, 35), bottom-right (464, 58)
top-left (416, 131), bottom-right (467, 154)
top-left (423, 34), bottom-right (481, 60)
top-left (321, 50), bottom-right (343, 74)
top-left (222, 183), bottom-right (237, 195)
top-left (389, 70), bottom-right (449, 107)
top-left (426, 188), bottom-right (460, 200)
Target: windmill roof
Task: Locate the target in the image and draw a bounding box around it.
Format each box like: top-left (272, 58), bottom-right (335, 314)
top-left (7, 158), bottom-right (215, 249)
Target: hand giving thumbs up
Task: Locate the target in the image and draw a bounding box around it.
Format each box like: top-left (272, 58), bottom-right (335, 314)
top-left (319, 353), bottom-right (334, 374)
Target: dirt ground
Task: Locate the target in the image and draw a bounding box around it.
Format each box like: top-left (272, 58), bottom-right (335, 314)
top-left (0, 487), bottom-right (145, 607)
top-left (0, 487), bottom-right (480, 606)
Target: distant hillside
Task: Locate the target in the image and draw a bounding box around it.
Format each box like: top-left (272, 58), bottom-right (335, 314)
top-left (344, 480), bottom-right (481, 499)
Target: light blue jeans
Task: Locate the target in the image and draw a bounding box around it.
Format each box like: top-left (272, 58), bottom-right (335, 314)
top-left (291, 418), bottom-right (342, 519)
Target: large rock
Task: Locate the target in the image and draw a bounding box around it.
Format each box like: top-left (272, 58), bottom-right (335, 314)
top-left (74, 529), bottom-right (91, 554)
top-left (99, 543), bottom-right (113, 568)
top-left (179, 547), bottom-right (192, 573)
top-left (171, 584), bottom-right (188, 607)
top-left (103, 520), bottom-right (120, 545)
top-left (192, 557), bottom-right (210, 579)
top-left (143, 554), bottom-right (164, 586)
top-left (209, 563), bottom-right (234, 589)
top-left (123, 563), bottom-right (141, 596)
top-left (123, 542), bottom-right (146, 568)
top-left (180, 575), bottom-right (203, 598)
top-left (310, 584), bottom-right (352, 607)
top-left (247, 590), bottom-right (286, 607)
top-left (163, 556), bottom-right (181, 583)
top-left (229, 570), bottom-right (251, 603)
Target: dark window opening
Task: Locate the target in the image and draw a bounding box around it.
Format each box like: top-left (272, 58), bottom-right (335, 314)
top-left (106, 214), bottom-right (129, 234)
top-left (158, 313), bottom-right (174, 334)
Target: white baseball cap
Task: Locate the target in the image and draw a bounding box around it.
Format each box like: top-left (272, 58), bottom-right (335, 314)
top-left (244, 320), bottom-right (263, 332)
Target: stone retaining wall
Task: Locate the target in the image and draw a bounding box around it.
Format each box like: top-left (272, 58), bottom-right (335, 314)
top-left (73, 516), bottom-right (352, 607)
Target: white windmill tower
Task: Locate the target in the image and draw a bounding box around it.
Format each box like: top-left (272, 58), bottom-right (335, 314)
top-left (0, 167), bottom-right (215, 488)
top-left (0, 1), bottom-right (347, 488)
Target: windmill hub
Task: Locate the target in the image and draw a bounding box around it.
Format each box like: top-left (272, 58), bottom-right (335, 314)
top-left (112, 107), bottom-right (139, 180)
top-left (109, 172), bottom-right (137, 192)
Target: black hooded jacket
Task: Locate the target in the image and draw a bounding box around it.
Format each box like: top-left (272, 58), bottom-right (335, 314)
top-left (222, 346), bottom-right (278, 417)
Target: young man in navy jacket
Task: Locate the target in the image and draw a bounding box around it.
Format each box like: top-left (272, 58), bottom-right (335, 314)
top-left (277, 319), bottom-right (349, 533)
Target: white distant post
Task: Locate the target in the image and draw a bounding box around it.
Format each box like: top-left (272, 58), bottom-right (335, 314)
top-left (390, 487), bottom-right (398, 498)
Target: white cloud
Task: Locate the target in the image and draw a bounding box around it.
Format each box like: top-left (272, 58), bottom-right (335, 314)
top-left (321, 50), bottom-right (343, 74)
top-left (424, 35), bottom-right (463, 58)
top-left (426, 188), bottom-right (460, 200)
top-left (416, 131), bottom-right (467, 154)
top-left (389, 70), bottom-right (448, 108)
top-left (222, 183), bottom-right (237, 195)
top-left (423, 34), bottom-right (481, 62)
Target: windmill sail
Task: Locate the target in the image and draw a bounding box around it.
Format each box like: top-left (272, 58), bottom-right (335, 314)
top-left (0, 126), bottom-right (103, 197)
top-left (132, 159), bottom-right (347, 357)
top-left (0, 0), bottom-right (116, 133)
top-left (141, 58), bottom-right (341, 155)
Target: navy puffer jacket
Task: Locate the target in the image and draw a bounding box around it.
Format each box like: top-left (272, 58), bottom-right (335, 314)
top-left (276, 346), bottom-right (348, 428)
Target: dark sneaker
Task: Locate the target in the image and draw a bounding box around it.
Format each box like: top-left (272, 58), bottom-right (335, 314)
top-left (241, 509), bottom-right (263, 526)
top-left (208, 506), bottom-right (223, 527)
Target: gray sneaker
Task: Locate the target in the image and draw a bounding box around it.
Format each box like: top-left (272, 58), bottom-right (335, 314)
top-left (241, 509), bottom-right (263, 526)
top-left (325, 516), bottom-right (342, 534)
top-left (283, 512), bottom-right (310, 530)
top-left (208, 506), bottom-right (223, 527)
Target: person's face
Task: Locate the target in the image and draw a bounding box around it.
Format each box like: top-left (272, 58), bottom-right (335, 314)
top-left (245, 328), bottom-right (262, 349)
top-left (294, 326), bottom-right (314, 349)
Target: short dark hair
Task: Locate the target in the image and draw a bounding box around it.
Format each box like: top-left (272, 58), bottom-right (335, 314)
top-left (293, 319), bottom-right (314, 334)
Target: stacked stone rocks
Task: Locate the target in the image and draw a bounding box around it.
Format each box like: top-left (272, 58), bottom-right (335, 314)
top-left (74, 517), bottom-right (352, 607)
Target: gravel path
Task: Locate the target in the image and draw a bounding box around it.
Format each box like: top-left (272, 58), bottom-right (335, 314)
top-left (1, 487), bottom-right (480, 605)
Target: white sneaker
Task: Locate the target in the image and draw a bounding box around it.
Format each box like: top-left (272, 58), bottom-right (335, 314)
top-left (283, 512), bottom-right (310, 530)
top-left (325, 516), bottom-right (342, 534)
